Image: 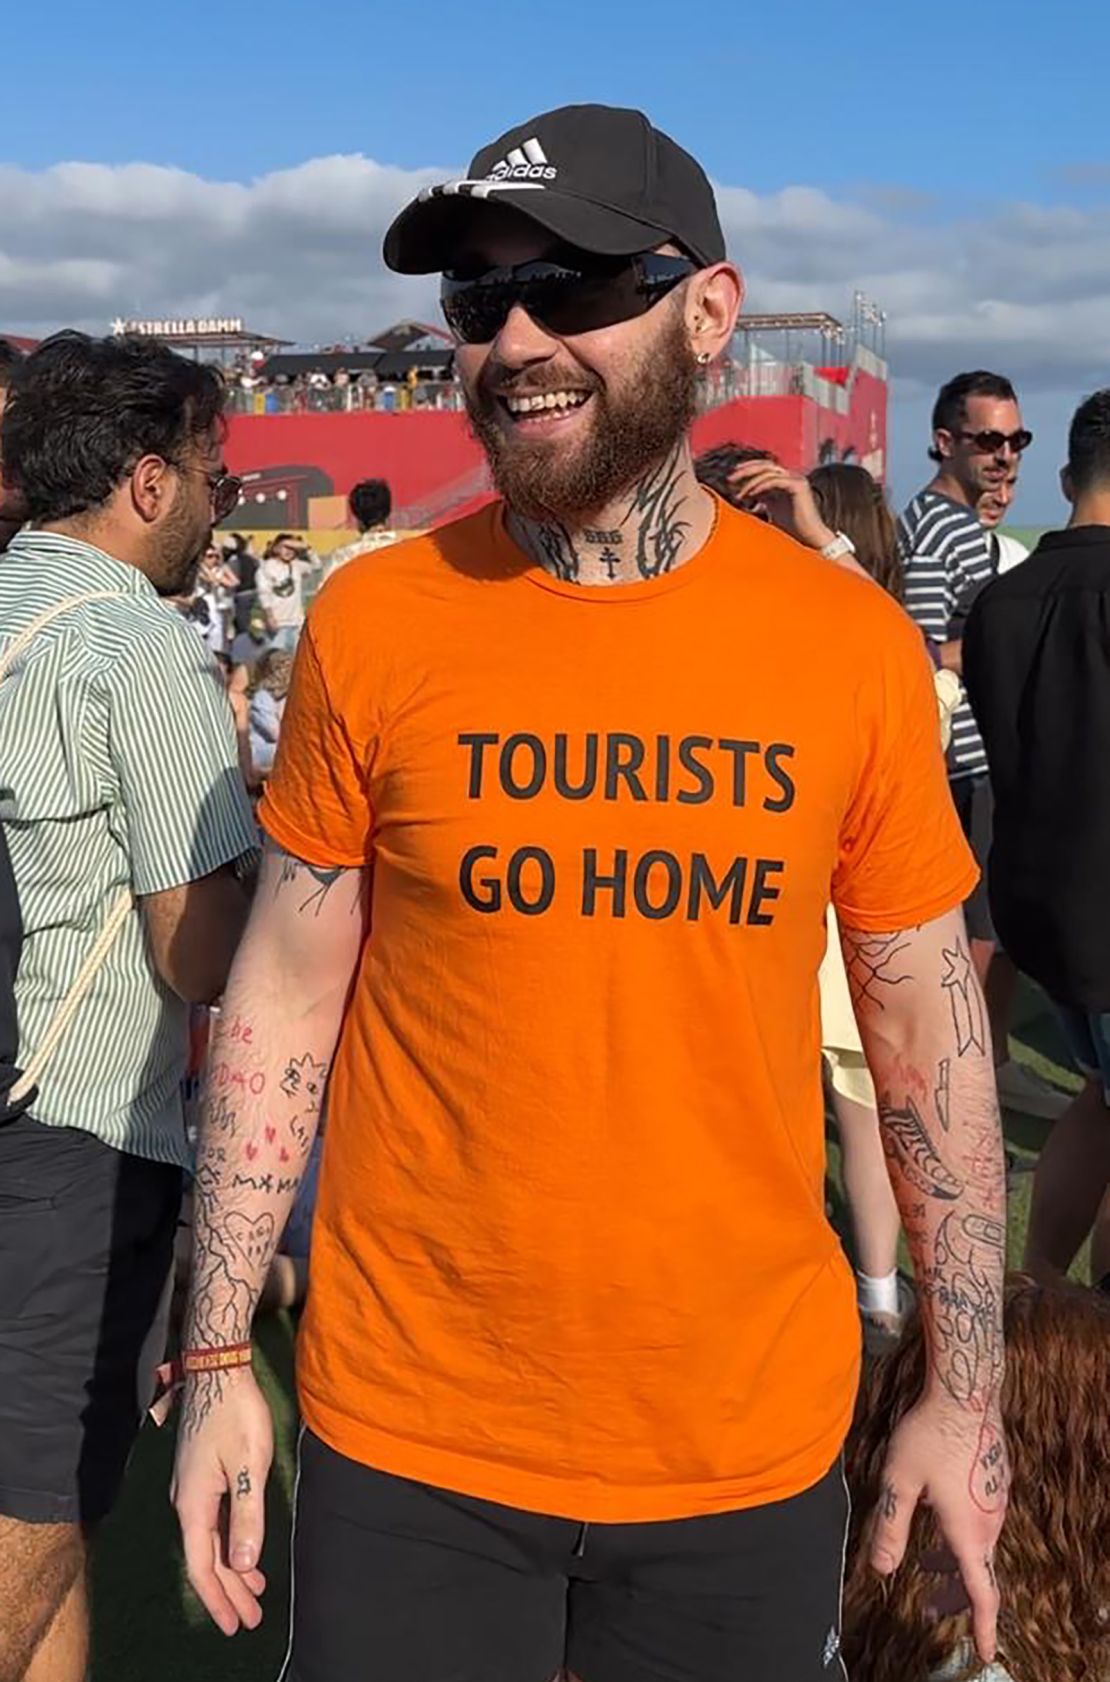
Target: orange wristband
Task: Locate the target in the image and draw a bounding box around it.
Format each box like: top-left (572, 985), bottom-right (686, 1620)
top-left (180, 1342), bottom-right (253, 1376)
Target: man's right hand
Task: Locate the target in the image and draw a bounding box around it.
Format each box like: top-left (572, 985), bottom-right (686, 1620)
top-left (172, 1366), bottom-right (275, 1635)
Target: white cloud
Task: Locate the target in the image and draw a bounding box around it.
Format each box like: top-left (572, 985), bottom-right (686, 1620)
top-left (0, 154), bottom-right (1103, 518)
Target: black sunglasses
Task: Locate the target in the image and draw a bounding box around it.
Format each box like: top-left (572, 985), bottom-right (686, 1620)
top-left (955, 428), bottom-right (1033, 455)
top-left (441, 252), bottom-right (697, 345)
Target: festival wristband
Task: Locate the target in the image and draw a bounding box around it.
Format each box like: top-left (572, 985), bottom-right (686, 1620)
top-left (179, 1342), bottom-right (253, 1376)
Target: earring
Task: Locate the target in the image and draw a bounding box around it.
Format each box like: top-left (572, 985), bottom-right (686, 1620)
top-left (696, 352), bottom-right (712, 366)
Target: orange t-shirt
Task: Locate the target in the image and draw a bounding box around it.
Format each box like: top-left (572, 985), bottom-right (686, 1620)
top-left (259, 498), bottom-right (976, 1522)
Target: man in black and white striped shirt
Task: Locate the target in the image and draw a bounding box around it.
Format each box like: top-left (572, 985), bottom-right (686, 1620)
top-left (899, 371), bottom-right (1065, 1121)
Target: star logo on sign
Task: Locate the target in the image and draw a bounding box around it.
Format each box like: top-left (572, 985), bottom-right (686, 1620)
top-left (110, 317), bottom-right (127, 337)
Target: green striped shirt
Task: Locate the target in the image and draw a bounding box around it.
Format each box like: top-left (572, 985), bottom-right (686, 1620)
top-left (0, 531), bottom-right (258, 1166)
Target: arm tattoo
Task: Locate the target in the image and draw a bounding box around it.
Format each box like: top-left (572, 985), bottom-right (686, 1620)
top-left (841, 928), bottom-right (914, 1012)
top-left (273, 850), bottom-right (345, 917)
top-left (181, 1022), bottom-right (331, 1438)
top-left (940, 942), bottom-right (987, 1056)
top-left (879, 1095), bottom-right (963, 1200)
top-left (935, 1058), bottom-right (951, 1132)
top-left (912, 1207), bottom-right (1005, 1414)
top-left (621, 445), bottom-right (691, 578)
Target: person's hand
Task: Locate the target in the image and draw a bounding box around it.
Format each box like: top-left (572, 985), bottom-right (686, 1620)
top-left (725, 460), bottom-right (838, 551)
top-left (172, 1365), bottom-right (274, 1635)
top-left (869, 1393), bottom-right (1008, 1666)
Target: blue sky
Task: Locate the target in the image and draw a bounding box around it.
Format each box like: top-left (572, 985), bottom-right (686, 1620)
top-left (6, 0), bottom-right (1110, 519)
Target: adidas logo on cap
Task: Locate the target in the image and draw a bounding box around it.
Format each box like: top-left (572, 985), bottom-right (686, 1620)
top-left (487, 137), bottom-right (557, 183)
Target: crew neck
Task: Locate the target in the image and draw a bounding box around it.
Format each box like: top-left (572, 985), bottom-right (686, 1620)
top-left (495, 496), bottom-right (722, 602)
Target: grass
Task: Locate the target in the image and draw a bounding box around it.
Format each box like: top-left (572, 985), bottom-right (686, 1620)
top-left (90, 984), bottom-right (1084, 1680)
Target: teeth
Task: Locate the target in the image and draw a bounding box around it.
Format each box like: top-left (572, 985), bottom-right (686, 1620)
top-left (505, 390), bottom-right (588, 415)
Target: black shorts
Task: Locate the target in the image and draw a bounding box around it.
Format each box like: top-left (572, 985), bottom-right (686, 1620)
top-left (951, 773), bottom-right (995, 944)
top-left (0, 1115), bottom-right (181, 1526)
top-left (282, 1432), bottom-right (850, 1682)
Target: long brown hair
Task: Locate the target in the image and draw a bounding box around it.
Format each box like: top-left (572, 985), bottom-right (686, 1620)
top-left (808, 464), bottom-right (904, 602)
top-left (843, 1277), bottom-right (1110, 1682)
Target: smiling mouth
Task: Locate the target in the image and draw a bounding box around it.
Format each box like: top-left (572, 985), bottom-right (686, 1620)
top-left (499, 389), bottom-right (594, 422)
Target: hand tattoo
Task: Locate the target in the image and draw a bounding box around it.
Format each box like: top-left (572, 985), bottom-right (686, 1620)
top-left (236, 1467), bottom-right (252, 1499)
top-left (880, 1482), bottom-right (898, 1522)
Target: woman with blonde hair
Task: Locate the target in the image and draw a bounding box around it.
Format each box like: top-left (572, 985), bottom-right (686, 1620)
top-left (248, 648), bottom-right (294, 778)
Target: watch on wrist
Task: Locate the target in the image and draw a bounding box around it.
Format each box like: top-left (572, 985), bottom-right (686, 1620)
top-left (820, 531), bottom-right (857, 561)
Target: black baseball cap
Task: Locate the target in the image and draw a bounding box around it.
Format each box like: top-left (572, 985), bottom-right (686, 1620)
top-left (383, 104), bottom-right (726, 275)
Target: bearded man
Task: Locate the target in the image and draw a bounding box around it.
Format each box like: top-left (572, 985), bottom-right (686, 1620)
top-left (172, 105), bottom-right (1007, 1682)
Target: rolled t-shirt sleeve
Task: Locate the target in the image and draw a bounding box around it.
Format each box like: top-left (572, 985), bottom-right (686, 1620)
top-left (833, 614), bottom-right (978, 931)
top-left (108, 619), bottom-right (258, 896)
top-left (257, 622), bottom-right (374, 868)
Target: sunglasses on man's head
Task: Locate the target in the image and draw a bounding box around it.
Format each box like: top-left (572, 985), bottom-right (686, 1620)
top-left (440, 252), bottom-right (697, 345)
top-left (955, 428), bottom-right (1033, 455)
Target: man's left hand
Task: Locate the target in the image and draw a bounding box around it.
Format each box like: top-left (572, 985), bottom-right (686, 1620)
top-left (869, 1392), bottom-right (1008, 1665)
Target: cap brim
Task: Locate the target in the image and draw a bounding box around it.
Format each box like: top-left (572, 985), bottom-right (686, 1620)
top-left (383, 187), bottom-right (675, 275)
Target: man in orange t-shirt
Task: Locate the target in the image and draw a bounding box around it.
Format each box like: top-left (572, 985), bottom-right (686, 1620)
top-left (173, 105), bottom-right (1008, 1682)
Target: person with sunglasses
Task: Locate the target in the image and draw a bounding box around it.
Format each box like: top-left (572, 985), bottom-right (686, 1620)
top-left (0, 331), bottom-right (258, 1682)
top-left (898, 372), bottom-right (1063, 1125)
top-left (173, 105), bottom-right (1005, 1682)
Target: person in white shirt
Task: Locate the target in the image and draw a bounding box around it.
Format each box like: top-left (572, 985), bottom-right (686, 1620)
top-left (255, 533), bottom-right (318, 649)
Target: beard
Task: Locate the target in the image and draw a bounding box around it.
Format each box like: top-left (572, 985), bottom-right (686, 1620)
top-left (462, 309), bottom-right (700, 525)
top-left (152, 502), bottom-right (211, 598)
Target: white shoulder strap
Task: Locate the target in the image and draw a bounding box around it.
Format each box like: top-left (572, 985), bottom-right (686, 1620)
top-left (0, 590), bottom-right (130, 683)
top-left (1, 590), bottom-right (134, 1102)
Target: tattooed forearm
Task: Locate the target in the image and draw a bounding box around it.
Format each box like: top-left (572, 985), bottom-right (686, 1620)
top-left (847, 915), bottom-right (1006, 1457)
top-left (841, 928), bottom-right (914, 1013)
top-left (181, 1014), bottom-right (330, 1438)
top-left (914, 1208), bottom-right (1006, 1409)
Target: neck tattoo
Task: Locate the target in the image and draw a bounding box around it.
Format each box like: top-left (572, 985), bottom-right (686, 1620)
top-left (517, 447), bottom-right (696, 587)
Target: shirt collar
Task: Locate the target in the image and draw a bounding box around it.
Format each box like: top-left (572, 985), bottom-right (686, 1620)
top-left (6, 529), bottom-right (161, 599)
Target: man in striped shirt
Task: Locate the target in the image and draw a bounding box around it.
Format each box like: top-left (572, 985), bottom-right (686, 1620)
top-left (0, 332), bottom-right (258, 1682)
top-left (899, 371), bottom-right (1063, 1121)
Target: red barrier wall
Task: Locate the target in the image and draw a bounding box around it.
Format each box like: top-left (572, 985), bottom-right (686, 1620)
top-left (225, 367), bottom-right (887, 527)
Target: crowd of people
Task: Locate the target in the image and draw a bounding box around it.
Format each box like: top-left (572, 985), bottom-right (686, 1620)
top-left (0, 98), bottom-right (1107, 1682)
top-left (223, 360), bottom-right (464, 415)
